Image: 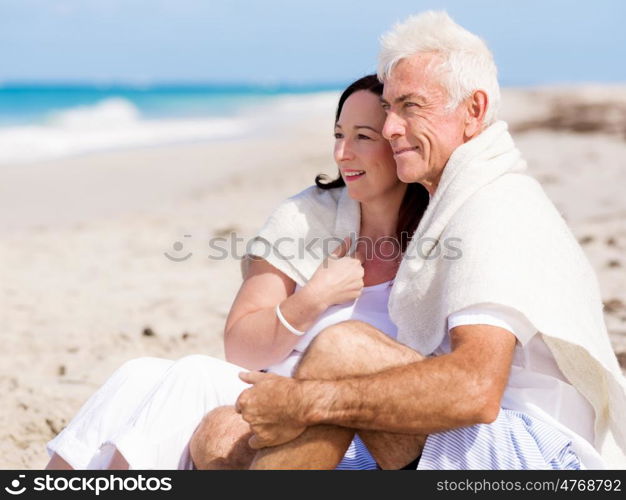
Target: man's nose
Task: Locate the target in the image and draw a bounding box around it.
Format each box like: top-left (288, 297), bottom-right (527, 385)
top-left (382, 112), bottom-right (405, 141)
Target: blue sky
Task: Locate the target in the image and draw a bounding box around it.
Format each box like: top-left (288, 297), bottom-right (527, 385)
top-left (1, 0), bottom-right (625, 85)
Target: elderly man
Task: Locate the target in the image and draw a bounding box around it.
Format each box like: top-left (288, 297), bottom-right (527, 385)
top-left (191, 11), bottom-right (626, 470)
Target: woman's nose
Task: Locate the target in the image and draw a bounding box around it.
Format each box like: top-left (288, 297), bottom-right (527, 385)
top-left (382, 112), bottom-right (405, 141)
top-left (334, 140), bottom-right (354, 162)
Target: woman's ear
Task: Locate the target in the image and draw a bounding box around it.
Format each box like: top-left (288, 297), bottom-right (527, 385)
top-left (464, 90), bottom-right (488, 139)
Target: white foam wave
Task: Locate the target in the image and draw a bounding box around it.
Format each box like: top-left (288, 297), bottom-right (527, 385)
top-left (49, 97), bottom-right (140, 129)
top-left (0, 93), bottom-right (339, 165)
top-left (0, 97), bottom-right (250, 164)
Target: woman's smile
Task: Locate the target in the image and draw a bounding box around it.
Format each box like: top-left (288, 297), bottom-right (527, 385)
top-left (342, 169), bottom-right (365, 181)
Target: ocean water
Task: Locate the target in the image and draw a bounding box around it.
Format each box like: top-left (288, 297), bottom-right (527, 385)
top-left (0, 83), bottom-right (341, 164)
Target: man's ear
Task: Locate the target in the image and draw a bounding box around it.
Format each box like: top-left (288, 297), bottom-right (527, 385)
top-left (464, 90), bottom-right (488, 139)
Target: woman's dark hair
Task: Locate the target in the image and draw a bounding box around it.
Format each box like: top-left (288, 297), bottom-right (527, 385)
top-left (314, 74), bottom-right (429, 253)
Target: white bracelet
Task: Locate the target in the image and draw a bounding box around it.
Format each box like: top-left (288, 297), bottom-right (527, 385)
top-left (275, 304), bottom-right (306, 336)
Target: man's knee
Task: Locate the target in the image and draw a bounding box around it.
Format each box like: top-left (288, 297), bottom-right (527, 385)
top-left (293, 321), bottom-right (367, 379)
top-left (294, 320), bottom-right (418, 380)
top-left (189, 406), bottom-right (254, 470)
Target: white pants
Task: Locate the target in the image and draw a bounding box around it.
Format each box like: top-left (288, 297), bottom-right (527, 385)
top-left (47, 355), bottom-right (249, 469)
top-left (47, 355), bottom-right (379, 469)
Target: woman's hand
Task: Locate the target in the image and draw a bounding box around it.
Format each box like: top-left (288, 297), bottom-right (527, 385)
top-left (223, 238), bottom-right (363, 370)
top-left (305, 236), bottom-right (365, 309)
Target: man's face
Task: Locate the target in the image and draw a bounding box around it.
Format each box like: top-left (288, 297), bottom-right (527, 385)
top-left (381, 53), bottom-right (468, 194)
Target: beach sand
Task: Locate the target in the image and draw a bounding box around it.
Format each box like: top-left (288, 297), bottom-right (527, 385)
top-left (1, 87), bottom-right (625, 469)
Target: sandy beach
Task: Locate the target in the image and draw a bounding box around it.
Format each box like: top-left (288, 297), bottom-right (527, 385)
top-left (1, 87), bottom-right (625, 469)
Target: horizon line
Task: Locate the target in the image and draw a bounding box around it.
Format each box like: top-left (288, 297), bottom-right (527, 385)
top-left (0, 79), bottom-right (349, 90)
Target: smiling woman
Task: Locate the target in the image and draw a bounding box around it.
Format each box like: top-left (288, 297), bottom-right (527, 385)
top-left (334, 90), bottom-right (400, 200)
top-left (316, 74), bottom-right (429, 255)
top-left (44, 74), bottom-right (430, 471)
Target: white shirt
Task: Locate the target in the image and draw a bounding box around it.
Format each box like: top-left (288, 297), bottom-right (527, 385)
top-left (444, 304), bottom-right (605, 469)
top-left (265, 280), bottom-right (396, 377)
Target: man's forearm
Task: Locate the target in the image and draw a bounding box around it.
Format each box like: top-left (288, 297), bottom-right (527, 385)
top-left (298, 353), bottom-right (499, 435)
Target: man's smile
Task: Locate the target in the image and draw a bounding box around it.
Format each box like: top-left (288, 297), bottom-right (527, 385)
top-left (393, 146), bottom-right (420, 156)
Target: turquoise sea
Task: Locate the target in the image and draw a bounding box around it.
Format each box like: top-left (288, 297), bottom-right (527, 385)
top-left (0, 83), bottom-right (342, 164)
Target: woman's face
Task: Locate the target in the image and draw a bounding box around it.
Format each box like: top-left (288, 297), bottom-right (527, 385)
top-left (334, 90), bottom-right (403, 203)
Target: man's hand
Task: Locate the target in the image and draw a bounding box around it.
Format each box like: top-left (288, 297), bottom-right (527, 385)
top-left (235, 371), bottom-right (308, 449)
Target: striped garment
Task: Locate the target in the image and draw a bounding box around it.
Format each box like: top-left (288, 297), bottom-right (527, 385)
top-left (335, 409), bottom-right (581, 470)
top-left (336, 434), bottom-right (378, 470)
top-left (416, 409), bottom-right (581, 470)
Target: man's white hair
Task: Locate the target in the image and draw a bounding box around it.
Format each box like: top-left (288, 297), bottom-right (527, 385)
top-left (378, 11), bottom-right (500, 125)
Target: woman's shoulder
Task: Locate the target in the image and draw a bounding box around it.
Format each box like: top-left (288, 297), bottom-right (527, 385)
top-left (259, 185), bottom-right (348, 234)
